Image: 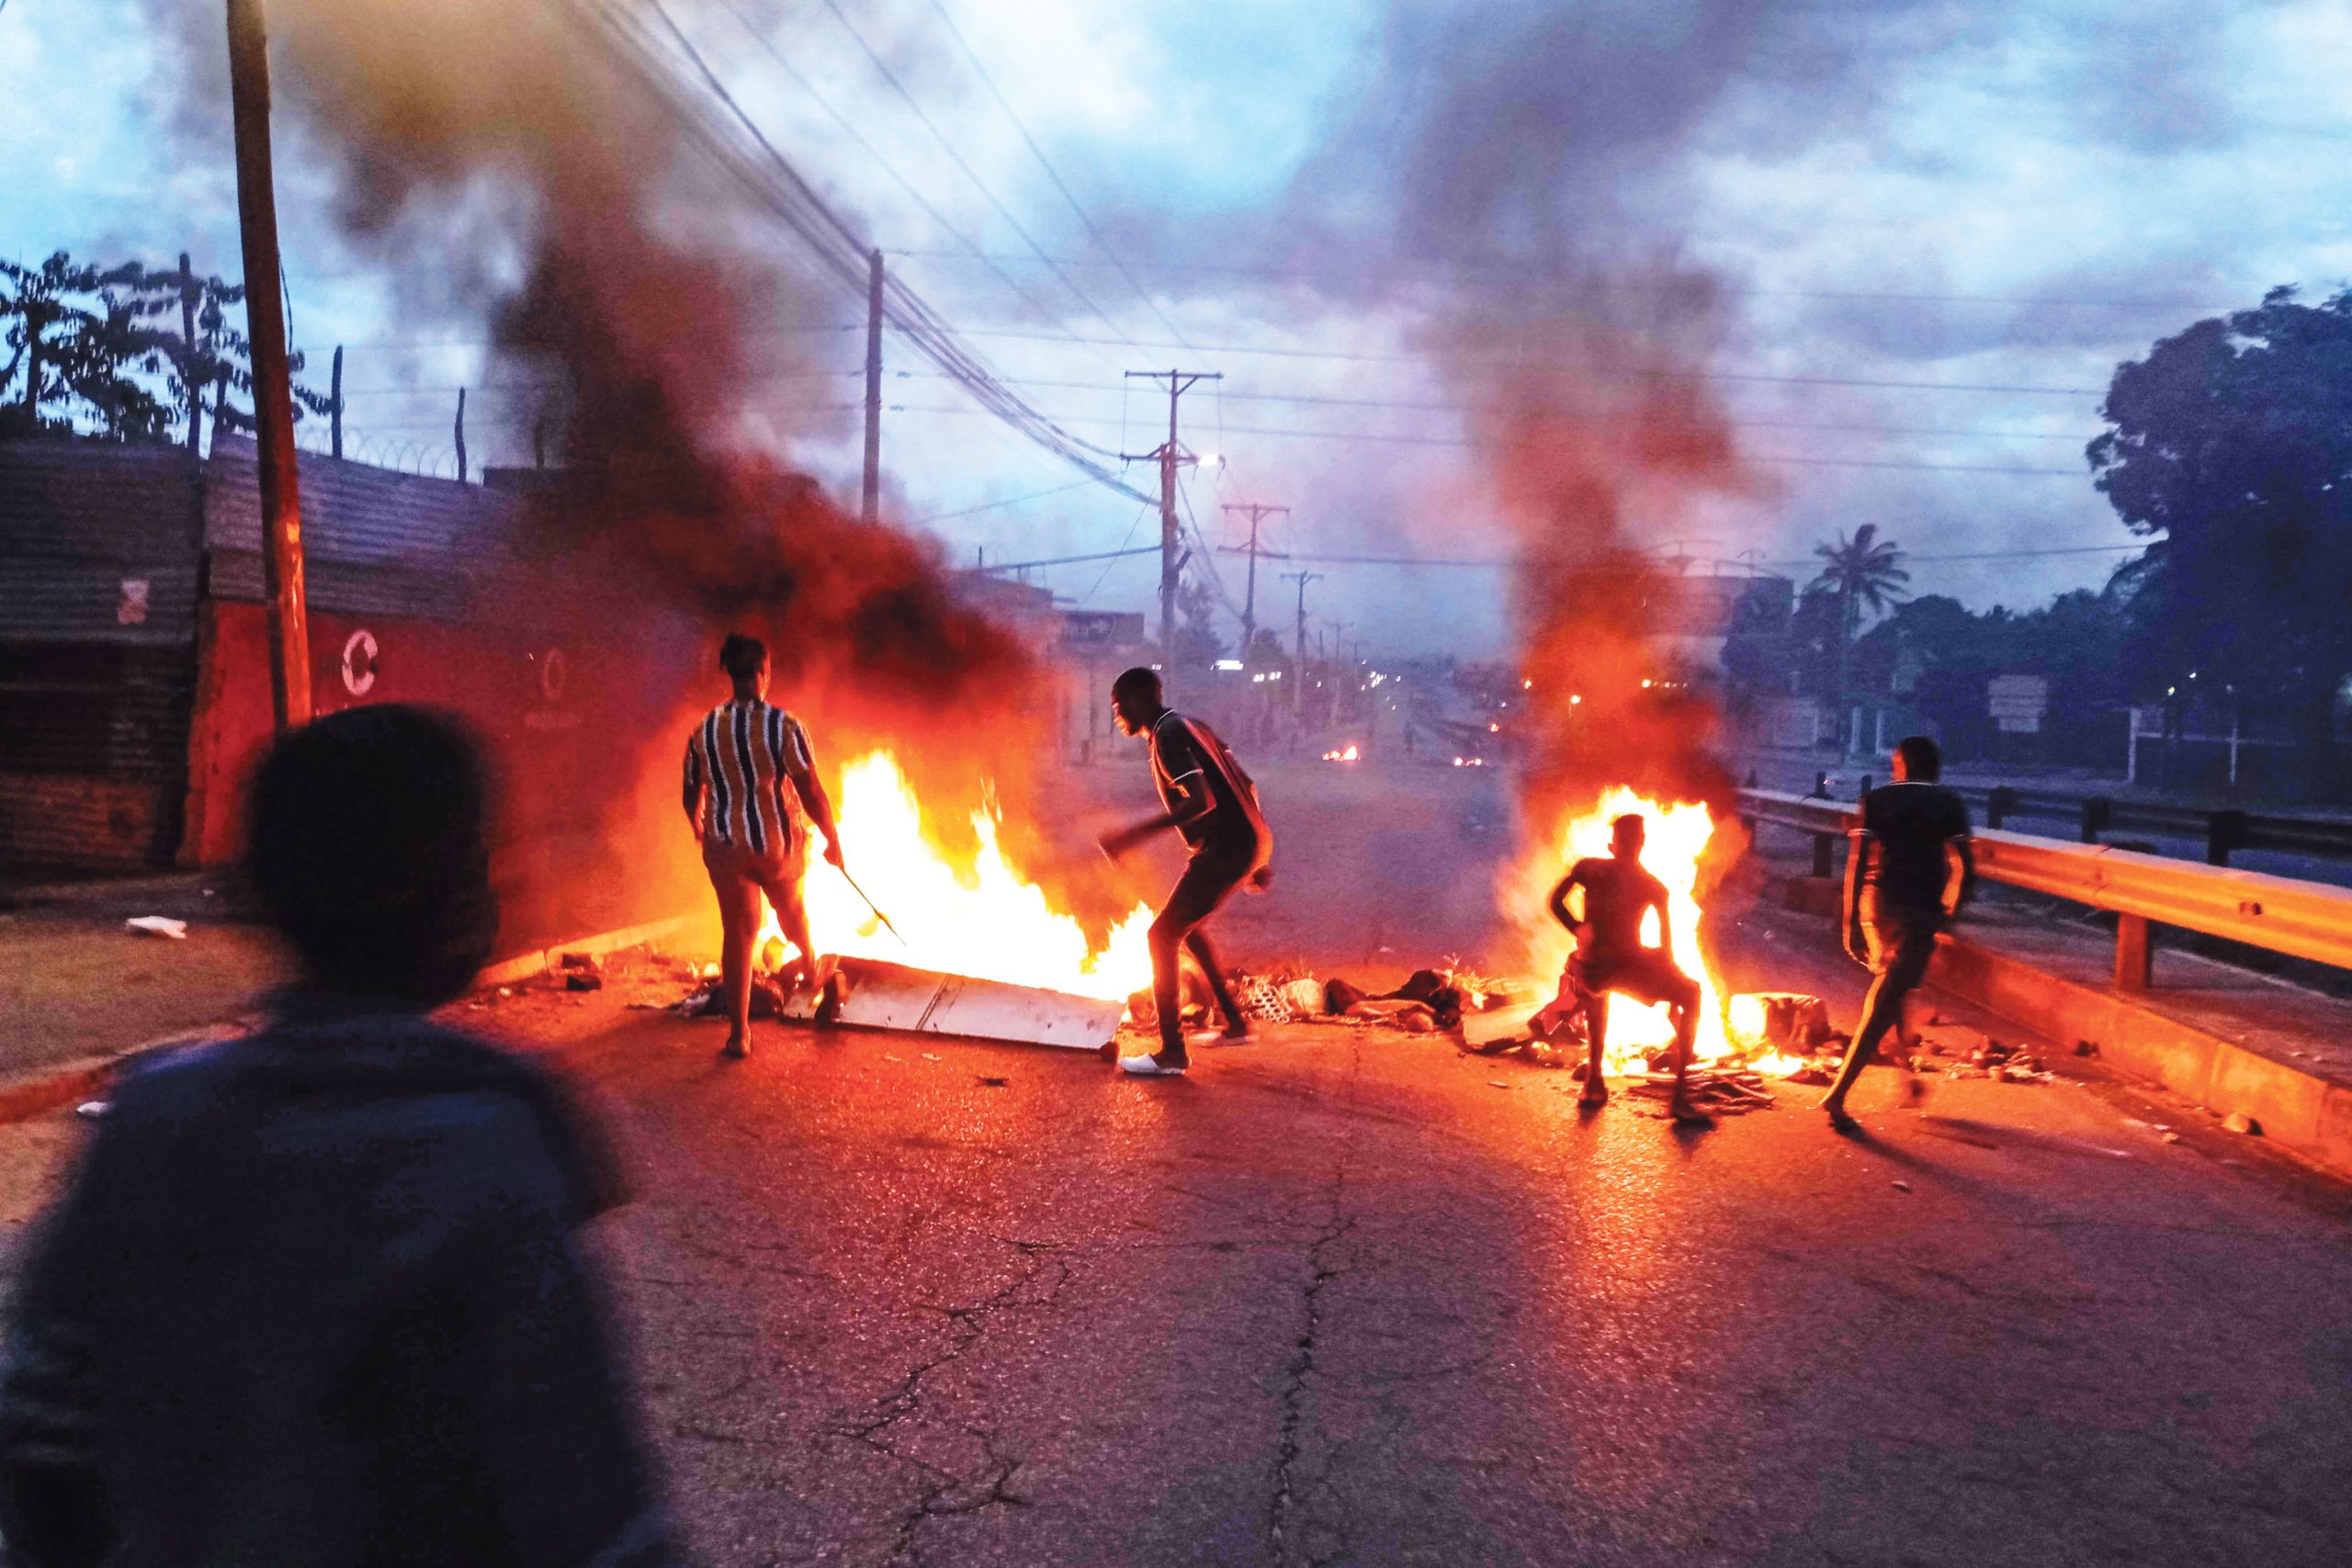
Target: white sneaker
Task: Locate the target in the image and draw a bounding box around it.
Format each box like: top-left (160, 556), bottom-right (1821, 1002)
top-left (1118, 1052), bottom-right (1189, 1077)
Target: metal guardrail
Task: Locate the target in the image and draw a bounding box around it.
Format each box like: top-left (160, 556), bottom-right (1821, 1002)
top-left (1736, 788), bottom-right (2352, 982)
top-left (1945, 784), bottom-right (2352, 867)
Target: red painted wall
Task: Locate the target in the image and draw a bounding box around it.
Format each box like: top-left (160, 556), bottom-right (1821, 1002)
top-left (182, 601), bottom-right (590, 866)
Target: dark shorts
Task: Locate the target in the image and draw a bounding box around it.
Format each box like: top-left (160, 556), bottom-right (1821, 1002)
top-left (1158, 849), bottom-right (1255, 933)
top-left (1861, 893), bottom-right (1940, 988)
top-left (1570, 947), bottom-right (1700, 1009)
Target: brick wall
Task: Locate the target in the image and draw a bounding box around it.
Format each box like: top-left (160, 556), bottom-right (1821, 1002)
top-left (0, 772), bottom-right (174, 871)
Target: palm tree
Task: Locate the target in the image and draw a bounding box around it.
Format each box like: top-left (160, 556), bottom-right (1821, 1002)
top-left (1808, 524), bottom-right (1910, 749)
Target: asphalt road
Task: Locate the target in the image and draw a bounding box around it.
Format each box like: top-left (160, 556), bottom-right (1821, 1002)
top-left (562, 936), bottom-right (2352, 1566)
top-left (3, 766), bottom-right (2349, 1565)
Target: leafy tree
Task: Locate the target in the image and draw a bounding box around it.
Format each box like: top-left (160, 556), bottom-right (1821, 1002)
top-left (1171, 575), bottom-right (1227, 668)
top-left (1, 252), bottom-right (101, 437)
top-left (1243, 626), bottom-right (1286, 666)
top-left (1, 250), bottom-right (331, 444)
top-left (2090, 287), bottom-right (2352, 756)
top-left (1807, 523), bottom-right (1910, 731)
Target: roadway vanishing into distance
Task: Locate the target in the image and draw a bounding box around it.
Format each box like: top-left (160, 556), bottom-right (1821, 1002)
top-left (1, 773), bottom-right (2346, 1567)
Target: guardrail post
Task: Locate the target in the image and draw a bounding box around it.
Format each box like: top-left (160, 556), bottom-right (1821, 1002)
top-left (1812, 833), bottom-right (1835, 878)
top-left (2115, 914), bottom-right (2152, 991)
top-left (2207, 809), bottom-right (2245, 867)
top-left (1987, 786), bottom-right (2016, 829)
top-left (2081, 796), bottom-right (2111, 844)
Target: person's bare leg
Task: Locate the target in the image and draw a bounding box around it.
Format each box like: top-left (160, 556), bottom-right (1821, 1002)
top-left (1579, 992), bottom-right (1609, 1105)
top-left (1667, 999), bottom-right (1710, 1124)
top-left (1822, 964), bottom-right (1905, 1128)
top-left (1184, 929), bottom-right (1249, 1037)
top-left (763, 878), bottom-right (818, 998)
top-left (716, 877), bottom-right (758, 1056)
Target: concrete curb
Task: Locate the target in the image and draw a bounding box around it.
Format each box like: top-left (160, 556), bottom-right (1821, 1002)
top-left (475, 915), bottom-right (693, 989)
top-left (1929, 935), bottom-right (2352, 1181)
top-left (0, 916), bottom-right (695, 1131)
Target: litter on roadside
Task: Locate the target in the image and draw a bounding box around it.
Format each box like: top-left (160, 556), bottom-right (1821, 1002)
top-left (124, 916), bottom-right (187, 940)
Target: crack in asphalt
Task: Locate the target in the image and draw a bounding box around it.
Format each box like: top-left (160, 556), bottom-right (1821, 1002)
top-left (819, 1236), bottom-right (1068, 1564)
top-left (1269, 1037), bottom-right (1363, 1568)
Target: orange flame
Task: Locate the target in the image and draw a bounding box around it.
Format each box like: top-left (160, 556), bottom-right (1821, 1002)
top-left (1508, 786), bottom-right (1804, 1077)
top-left (763, 751), bottom-right (1152, 1001)
top-left (1322, 744), bottom-right (1360, 762)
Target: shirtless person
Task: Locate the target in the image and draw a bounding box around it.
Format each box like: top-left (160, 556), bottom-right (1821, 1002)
top-left (1538, 813), bottom-right (1708, 1122)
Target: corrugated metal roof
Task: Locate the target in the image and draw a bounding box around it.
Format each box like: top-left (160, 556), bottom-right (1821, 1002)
top-left (0, 438), bottom-right (206, 643)
top-left (2, 434), bottom-right (534, 638)
top-left (202, 434), bottom-right (515, 621)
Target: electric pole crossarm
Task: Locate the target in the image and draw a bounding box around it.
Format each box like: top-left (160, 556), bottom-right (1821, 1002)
top-left (1220, 502), bottom-right (1289, 655)
top-left (1120, 367), bottom-right (1222, 657)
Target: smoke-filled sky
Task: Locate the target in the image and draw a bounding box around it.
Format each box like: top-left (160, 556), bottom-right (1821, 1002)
top-left (6, 0), bottom-right (2350, 658)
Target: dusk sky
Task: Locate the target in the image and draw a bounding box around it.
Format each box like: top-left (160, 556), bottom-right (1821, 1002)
top-left (7, 0), bottom-right (2350, 657)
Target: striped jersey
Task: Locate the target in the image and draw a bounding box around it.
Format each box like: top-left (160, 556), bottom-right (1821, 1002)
top-left (684, 700), bottom-right (816, 857)
top-left (1148, 709), bottom-right (1271, 863)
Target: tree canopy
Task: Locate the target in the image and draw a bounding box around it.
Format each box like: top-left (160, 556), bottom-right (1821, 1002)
top-left (1, 250), bottom-right (331, 444)
top-left (2089, 286), bottom-right (2352, 729)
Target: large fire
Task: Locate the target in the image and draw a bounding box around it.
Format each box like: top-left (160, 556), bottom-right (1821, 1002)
top-left (763, 751), bottom-right (1153, 1001)
top-left (1510, 785), bottom-right (1792, 1077)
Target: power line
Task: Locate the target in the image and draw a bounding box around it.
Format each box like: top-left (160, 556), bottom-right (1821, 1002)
top-left (1258, 541), bottom-right (2147, 570)
top-left (871, 401), bottom-right (2088, 475)
top-left (589, 0), bottom-right (1154, 503)
top-left (880, 249), bottom-right (2232, 313)
top-left (920, 0), bottom-right (1196, 351)
top-left (942, 329), bottom-right (2109, 393)
top-left (957, 544), bottom-right (1159, 573)
top-left (910, 479), bottom-right (1102, 524)
top-left (706, 0), bottom-right (1090, 344)
top-left (815, 0), bottom-right (1129, 341)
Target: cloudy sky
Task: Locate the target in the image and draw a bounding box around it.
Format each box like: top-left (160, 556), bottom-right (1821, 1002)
top-left (6, 0), bottom-right (2350, 657)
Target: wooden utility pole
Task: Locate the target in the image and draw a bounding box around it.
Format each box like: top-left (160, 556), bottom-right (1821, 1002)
top-left (1121, 368), bottom-right (1220, 655)
top-left (1220, 502), bottom-right (1288, 654)
top-left (226, 0), bottom-right (311, 729)
top-left (329, 344), bottom-right (344, 459)
top-left (177, 253), bottom-right (203, 457)
top-left (1282, 570), bottom-right (1321, 709)
top-left (454, 387), bottom-right (469, 482)
top-left (862, 248), bottom-right (884, 524)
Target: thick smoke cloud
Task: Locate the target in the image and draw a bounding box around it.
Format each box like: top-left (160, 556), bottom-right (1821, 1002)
top-left (155, 0), bottom-right (1071, 931)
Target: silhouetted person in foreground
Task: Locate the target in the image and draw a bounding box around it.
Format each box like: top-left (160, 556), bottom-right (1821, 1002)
top-left (1100, 667), bottom-right (1273, 1077)
top-left (0, 705), bottom-right (671, 1568)
top-left (1536, 813), bottom-right (1709, 1124)
top-left (684, 632), bottom-right (844, 1059)
top-left (1823, 734), bottom-right (1974, 1134)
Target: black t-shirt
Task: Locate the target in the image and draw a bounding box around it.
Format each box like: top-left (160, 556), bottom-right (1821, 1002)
top-left (1148, 710), bottom-right (1271, 863)
top-left (1860, 782), bottom-right (1972, 912)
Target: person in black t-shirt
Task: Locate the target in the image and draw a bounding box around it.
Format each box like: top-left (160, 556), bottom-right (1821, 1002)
top-left (1099, 667), bottom-right (1273, 1077)
top-left (1824, 734), bottom-right (1975, 1133)
top-left (1536, 813), bottom-right (1709, 1122)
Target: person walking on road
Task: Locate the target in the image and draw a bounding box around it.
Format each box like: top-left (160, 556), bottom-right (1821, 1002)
top-left (1823, 734), bottom-right (1975, 1133)
top-left (684, 632), bottom-right (845, 1059)
top-left (1535, 813), bottom-right (1710, 1123)
top-left (0, 705), bottom-right (671, 1568)
top-left (1099, 667), bottom-right (1273, 1077)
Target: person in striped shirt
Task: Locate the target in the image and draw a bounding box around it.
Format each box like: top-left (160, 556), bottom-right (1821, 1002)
top-left (683, 634), bottom-right (844, 1059)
